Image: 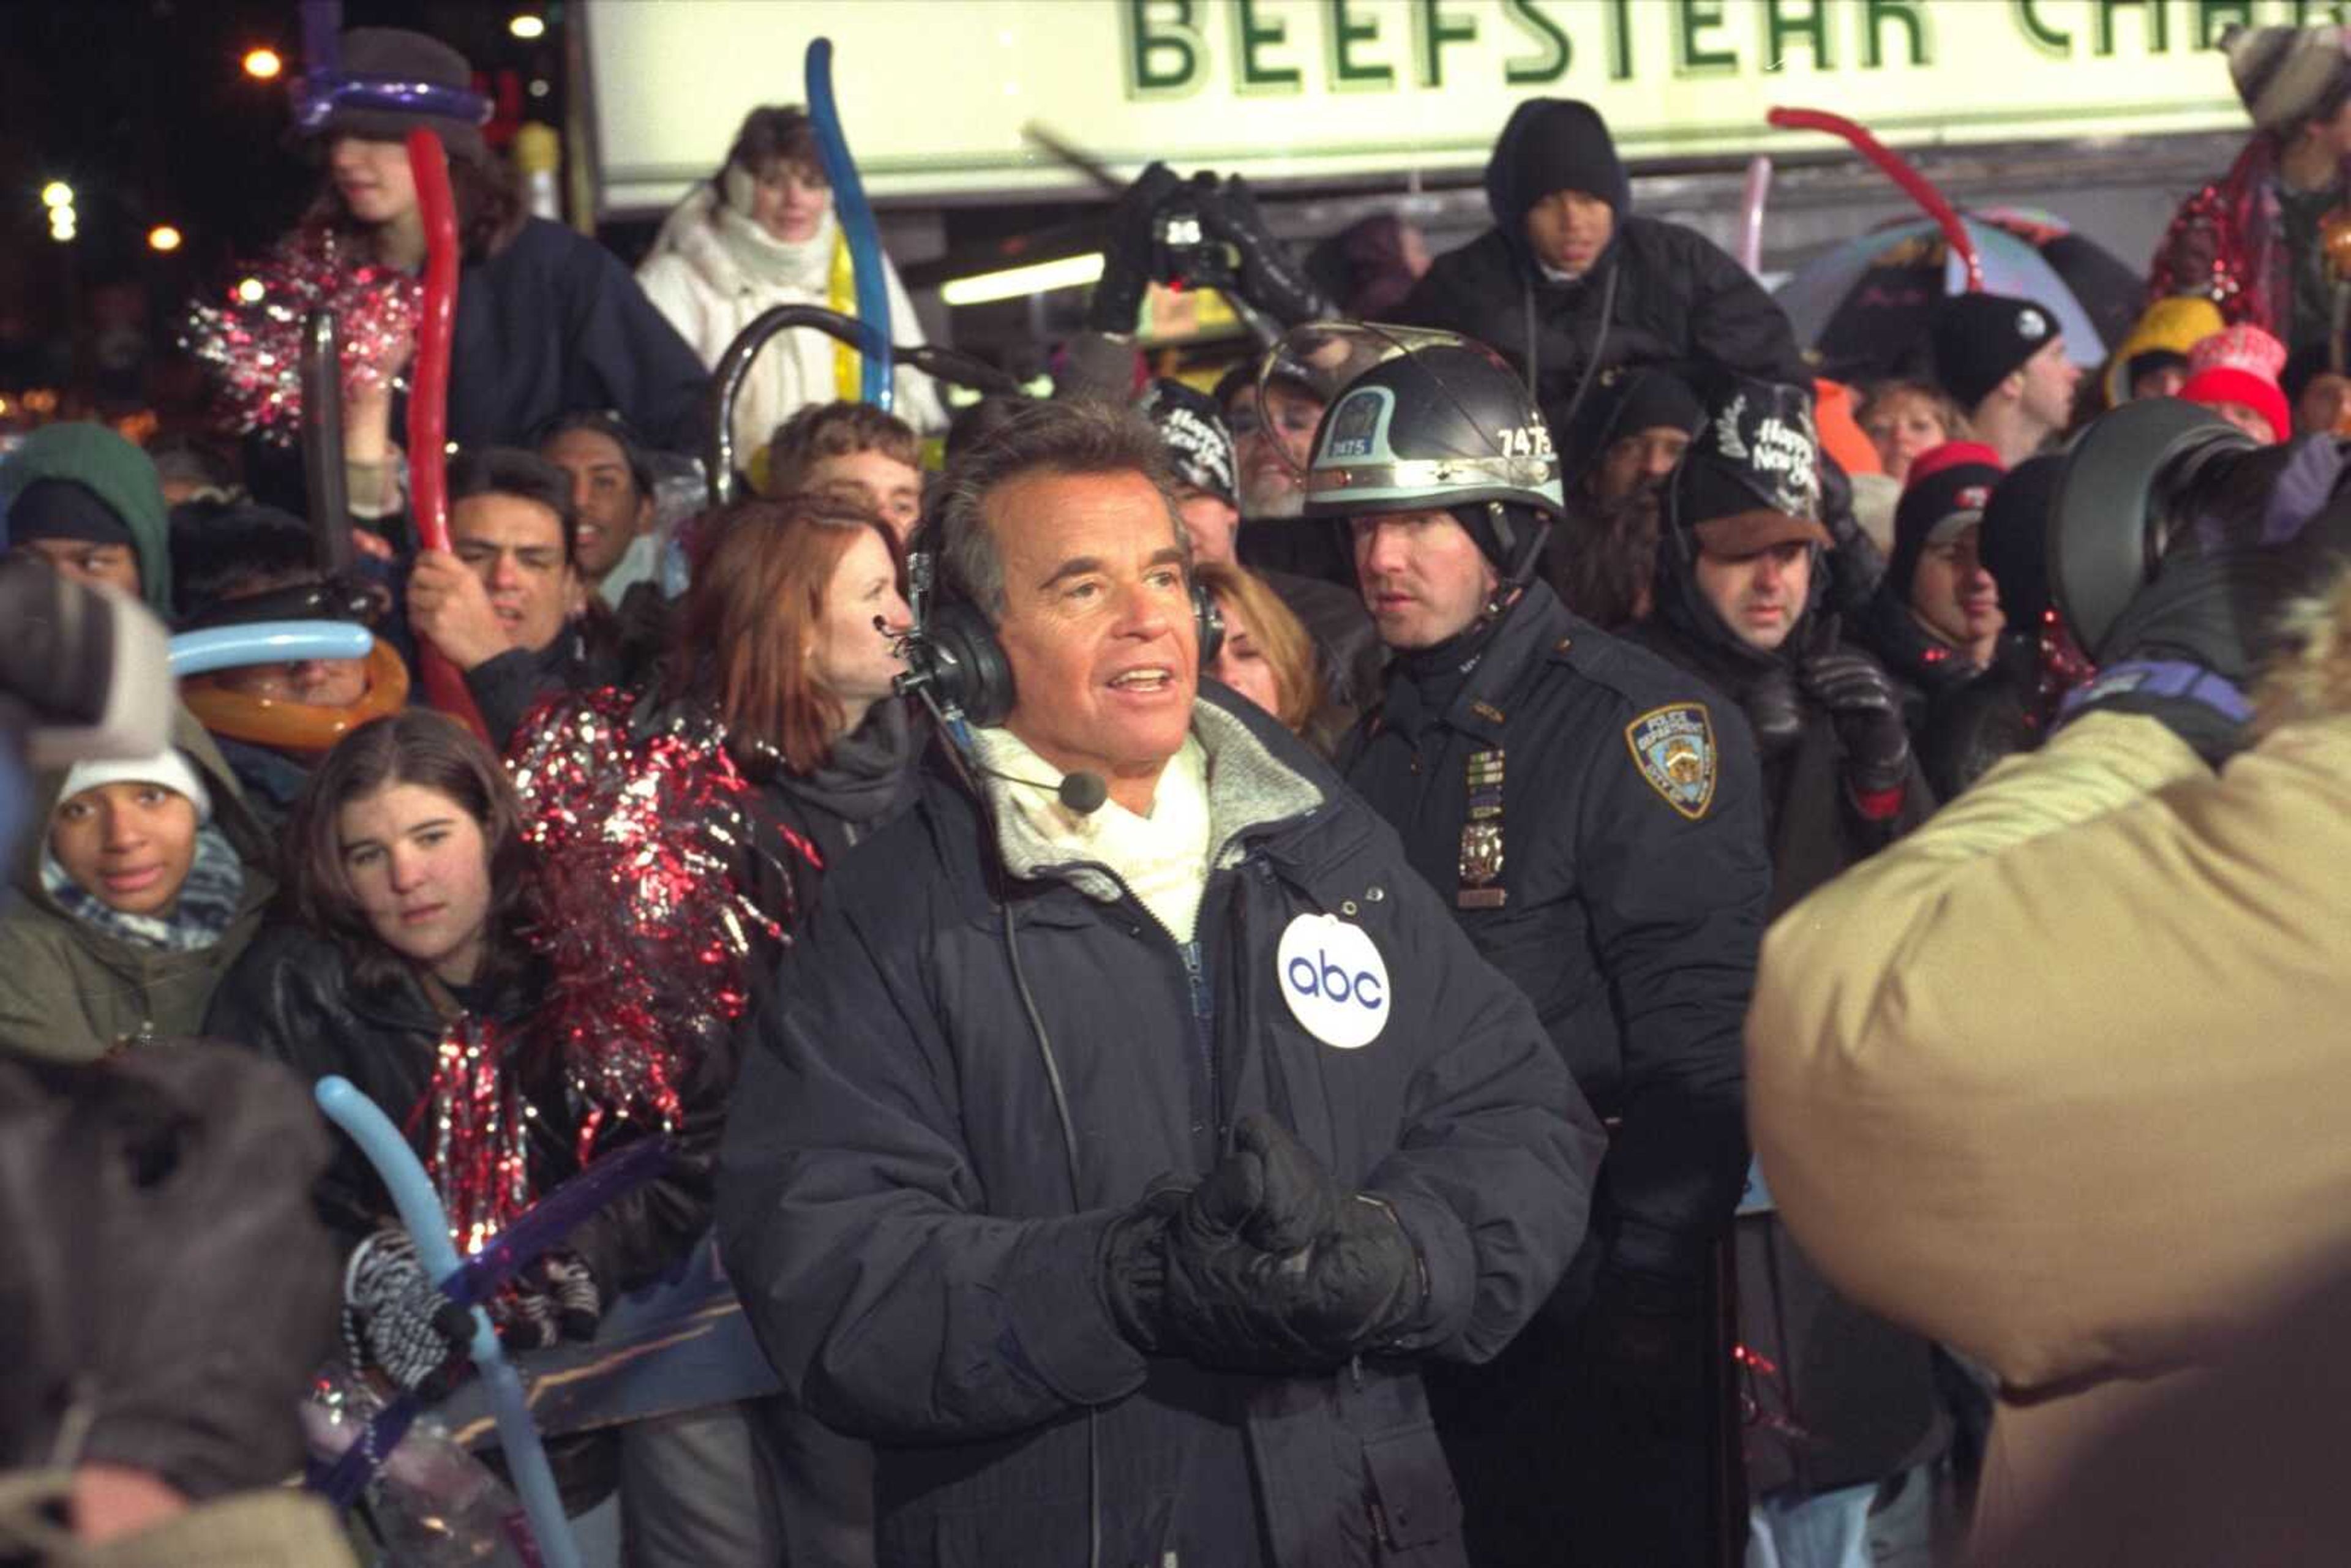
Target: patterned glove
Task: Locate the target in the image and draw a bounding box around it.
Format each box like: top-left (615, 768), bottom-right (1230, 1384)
top-left (342, 1228), bottom-right (472, 1398)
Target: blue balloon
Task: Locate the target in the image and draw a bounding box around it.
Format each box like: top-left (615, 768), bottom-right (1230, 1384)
top-left (168, 620), bottom-right (373, 678)
top-left (806, 38), bottom-right (894, 411)
top-left (313, 1078), bottom-right (583, 1568)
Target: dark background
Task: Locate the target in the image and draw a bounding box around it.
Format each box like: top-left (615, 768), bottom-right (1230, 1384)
top-left (0, 0), bottom-right (568, 425)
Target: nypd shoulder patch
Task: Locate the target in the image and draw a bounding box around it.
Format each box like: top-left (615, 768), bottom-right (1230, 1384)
top-left (1624, 703), bottom-right (1719, 821)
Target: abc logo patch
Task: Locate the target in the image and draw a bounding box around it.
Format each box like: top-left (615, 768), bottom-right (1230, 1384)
top-left (1277, 913), bottom-right (1390, 1051)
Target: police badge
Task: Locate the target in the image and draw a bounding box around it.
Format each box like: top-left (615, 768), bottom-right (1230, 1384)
top-left (1624, 704), bottom-right (1719, 820)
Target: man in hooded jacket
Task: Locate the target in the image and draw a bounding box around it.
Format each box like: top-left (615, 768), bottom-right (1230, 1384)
top-left (0, 423), bottom-right (176, 620)
top-left (1396, 99), bottom-right (1806, 468)
top-left (1626, 380), bottom-right (1951, 1549)
top-left (1627, 379), bottom-right (1935, 914)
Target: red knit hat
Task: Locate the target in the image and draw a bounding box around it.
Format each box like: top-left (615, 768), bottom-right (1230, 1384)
top-left (2179, 366), bottom-right (2291, 443)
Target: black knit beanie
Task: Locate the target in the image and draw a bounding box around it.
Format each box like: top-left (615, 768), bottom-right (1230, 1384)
top-left (1930, 293), bottom-right (2059, 410)
top-left (1500, 99), bottom-right (1630, 220)
top-left (1978, 454), bottom-right (2064, 627)
top-left (7, 478), bottom-right (135, 549)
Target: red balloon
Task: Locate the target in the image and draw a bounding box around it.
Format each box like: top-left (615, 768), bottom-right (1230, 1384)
top-left (403, 127), bottom-right (493, 746)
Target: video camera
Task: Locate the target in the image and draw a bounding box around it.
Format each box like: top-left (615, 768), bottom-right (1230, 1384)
top-left (2047, 398), bottom-right (2350, 662)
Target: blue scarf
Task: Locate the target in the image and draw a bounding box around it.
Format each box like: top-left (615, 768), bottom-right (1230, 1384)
top-left (40, 823), bottom-right (246, 953)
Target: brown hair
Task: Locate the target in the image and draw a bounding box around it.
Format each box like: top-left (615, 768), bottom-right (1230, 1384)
top-left (719, 105), bottom-right (827, 189)
top-left (670, 495), bottom-right (907, 775)
top-left (766, 401), bottom-right (921, 496)
top-left (283, 710), bottom-right (532, 997)
top-left (1195, 560), bottom-right (1323, 735)
top-left (304, 144), bottom-right (524, 262)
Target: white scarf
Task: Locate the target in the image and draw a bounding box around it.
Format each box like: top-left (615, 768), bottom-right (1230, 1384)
top-left (713, 165), bottom-right (836, 296)
top-left (969, 728), bottom-right (1213, 944)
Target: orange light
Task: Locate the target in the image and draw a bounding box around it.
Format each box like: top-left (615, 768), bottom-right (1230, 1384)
top-left (242, 47), bottom-right (283, 80)
top-left (148, 225), bottom-right (182, 253)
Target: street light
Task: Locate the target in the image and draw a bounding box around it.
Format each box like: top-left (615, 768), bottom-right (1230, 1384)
top-left (236, 277), bottom-right (266, 304)
top-left (40, 181), bottom-right (72, 209)
top-left (509, 14), bottom-right (546, 40)
top-left (49, 212), bottom-right (77, 244)
top-left (148, 225), bottom-right (183, 253)
top-left (243, 47), bottom-right (283, 80)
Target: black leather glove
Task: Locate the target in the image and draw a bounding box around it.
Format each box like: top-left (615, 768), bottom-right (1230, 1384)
top-left (1124, 1115), bottom-right (1425, 1370)
top-left (1801, 639), bottom-right (1913, 797)
top-left (1197, 174), bottom-right (1337, 328)
top-left (1084, 162), bottom-right (1183, 334)
top-left (1742, 663), bottom-right (1805, 756)
top-left (1099, 1181), bottom-right (1190, 1352)
top-left (343, 1227), bottom-right (474, 1398)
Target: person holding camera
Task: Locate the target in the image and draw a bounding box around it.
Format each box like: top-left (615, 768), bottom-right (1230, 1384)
top-left (716, 397), bottom-right (1602, 1568)
top-left (1746, 406), bottom-right (2351, 1550)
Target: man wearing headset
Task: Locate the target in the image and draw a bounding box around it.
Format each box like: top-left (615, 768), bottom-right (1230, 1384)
top-left (717, 397), bottom-right (1603, 1568)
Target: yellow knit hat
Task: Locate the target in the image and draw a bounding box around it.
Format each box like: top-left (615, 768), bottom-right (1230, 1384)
top-left (2104, 296), bottom-right (2229, 408)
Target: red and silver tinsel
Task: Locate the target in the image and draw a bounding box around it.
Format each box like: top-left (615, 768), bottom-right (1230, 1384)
top-left (181, 226), bottom-right (421, 445)
top-left (507, 688), bottom-right (793, 1165)
top-left (409, 1017), bottom-right (536, 1258)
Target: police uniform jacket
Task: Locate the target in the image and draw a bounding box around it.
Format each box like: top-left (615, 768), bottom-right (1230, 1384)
top-left (1342, 579), bottom-right (1768, 1290)
top-left (716, 690), bottom-right (1602, 1568)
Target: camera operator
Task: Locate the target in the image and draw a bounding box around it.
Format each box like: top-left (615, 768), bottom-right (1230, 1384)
top-left (1746, 410), bottom-right (2351, 1548)
top-left (716, 398), bottom-right (1602, 1567)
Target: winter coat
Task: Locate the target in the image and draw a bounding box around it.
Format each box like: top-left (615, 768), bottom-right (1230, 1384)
top-left (1394, 105), bottom-right (1804, 465)
top-left (0, 422), bottom-right (174, 615)
top-left (1747, 696), bottom-right (2351, 1543)
top-left (1343, 580), bottom-right (1764, 1287)
top-left (2148, 133), bottom-right (2351, 351)
top-left (0, 1473), bottom-right (358, 1568)
top-left (203, 924), bottom-right (718, 1299)
top-left (637, 187), bottom-right (943, 467)
top-left (1626, 555), bottom-right (1946, 1495)
top-left (1915, 632), bottom-right (2042, 802)
top-left (438, 217), bottom-right (710, 455)
top-left (1627, 613), bottom-right (1936, 918)
top-left (0, 712), bottom-right (274, 1063)
top-left (464, 584), bottom-right (669, 751)
top-left (716, 691), bottom-right (1603, 1568)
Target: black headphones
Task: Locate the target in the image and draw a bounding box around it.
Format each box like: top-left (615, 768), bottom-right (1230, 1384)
top-left (897, 553), bottom-right (1226, 728)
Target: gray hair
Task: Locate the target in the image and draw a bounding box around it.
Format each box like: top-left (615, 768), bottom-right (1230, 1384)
top-left (928, 398), bottom-right (1190, 619)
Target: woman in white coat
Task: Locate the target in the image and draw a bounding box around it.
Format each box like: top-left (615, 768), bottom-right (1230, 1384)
top-left (637, 105), bottom-right (944, 479)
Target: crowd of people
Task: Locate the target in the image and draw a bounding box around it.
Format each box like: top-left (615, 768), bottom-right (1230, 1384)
top-left (7, 13), bottom-right (2351, 1568)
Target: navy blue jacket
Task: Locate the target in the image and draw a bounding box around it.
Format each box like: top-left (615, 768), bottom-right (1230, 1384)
top-left (1343, 582), bottom-right (1767, 1291)
top-left (718, 692), bottom-right (1601, 1568)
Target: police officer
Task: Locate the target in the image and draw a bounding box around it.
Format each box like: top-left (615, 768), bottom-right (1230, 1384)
top-left (716, 397), bottom-right (1604, 1568)
top-left (1321, 335), bottom-right (1770, 1567)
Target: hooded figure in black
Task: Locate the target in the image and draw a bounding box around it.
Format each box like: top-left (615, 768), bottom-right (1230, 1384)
top-left (1627, 378), bottom-right (1936, 916)
top-left (1396, 99), bottom-right (1807, 468)
top-left (1626, 377), bottom-right (1952, 1521)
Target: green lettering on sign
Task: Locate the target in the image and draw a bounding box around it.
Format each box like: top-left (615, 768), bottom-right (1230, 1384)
top-left (1864, 0), bottom-right (1929, 67)
top-left (1413, 0), bottom-right (1479, 88)
top-left (2096, 0), bottom-right (2170, 54)
top-left (2194, 0), bottom-right (2255, 48)
top-left (2287, 1), bottom-right (2350, 25)
top-left (1233, 0), bottom-right (1303, 94)
top-left (1765, 0), bottom-right (1832, 67)
top-left (1608, 0), bottom-right (1636, 80)
top-left (2012, 0), bottom-right (2073, 56)
top-left (1502, 0), bottom-right (1572, 84)
top-left (1677, 0), bottom-right (1739, 75)
top-left (1326, 0), bottom-right (1394, 88)
top-left (1123, 0), bottom-right (1205, 99)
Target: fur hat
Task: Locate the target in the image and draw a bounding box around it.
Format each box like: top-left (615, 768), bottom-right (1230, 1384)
top-left (2224, 23), bottom-right (2351, 132)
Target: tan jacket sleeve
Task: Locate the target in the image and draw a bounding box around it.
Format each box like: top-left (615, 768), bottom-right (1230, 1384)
top-left (1747, 710), bottom-right (2351, 1393)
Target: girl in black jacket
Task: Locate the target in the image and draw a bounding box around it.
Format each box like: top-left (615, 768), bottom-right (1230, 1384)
top-left (204, 710), bottom-right (755, 1548)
